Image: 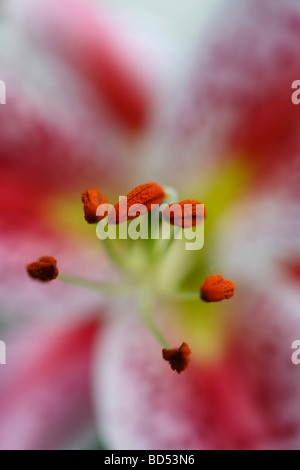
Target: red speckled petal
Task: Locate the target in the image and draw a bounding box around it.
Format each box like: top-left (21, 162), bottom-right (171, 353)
top-left (6, 0), bottom-right (152, 130)
top-left (0, 319), bottom-right (100, 450)
top-left (171, 0), bottom-right (300, 190)
top-left (94, 300), bottom-right (300, 450)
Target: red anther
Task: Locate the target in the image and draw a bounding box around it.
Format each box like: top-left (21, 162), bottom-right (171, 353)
top-left (81, 189), bottom-right (108, 224)
top-left (162, 342), bottom-right (191, 374)
top-left (200, 275), bottom-right (235, 302)
top-left (110, 182), bottom-right (165, 224)
top-left (162, 200), bottom-right (205, 228)
top-left (27, 256), bottom-right (59, 282)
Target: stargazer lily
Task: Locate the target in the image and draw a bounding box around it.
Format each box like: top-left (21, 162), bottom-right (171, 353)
top-left (0, 0), bottom-right (300, 451)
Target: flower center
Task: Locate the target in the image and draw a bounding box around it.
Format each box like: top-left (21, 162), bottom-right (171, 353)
top-left (26, 182), bottom-right (235, 373)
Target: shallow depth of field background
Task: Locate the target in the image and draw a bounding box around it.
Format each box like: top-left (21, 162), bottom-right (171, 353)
top-left (1, 0), bottom-right (300, 450)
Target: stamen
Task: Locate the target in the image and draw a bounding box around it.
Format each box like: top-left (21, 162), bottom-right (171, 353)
top-left (81, 188), bottom-right (108, 224)
top-left (162, 342), bottom-right (191, 374)
top-left (27, 257), bottom-right (127, 293)
top-left (27, 256), bottom-right (59, 282)
top-left (200, 274), bottom-right (235, 302)
top-left (162, 199), bottom-right (205, 228)
top-left (25, 180), bottom-right (223, 373)
top-left (110, 182), bottom-right (165, 224)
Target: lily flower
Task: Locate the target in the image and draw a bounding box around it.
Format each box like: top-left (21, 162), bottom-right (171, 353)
top-left (1, 0), bottom-right (300, 451)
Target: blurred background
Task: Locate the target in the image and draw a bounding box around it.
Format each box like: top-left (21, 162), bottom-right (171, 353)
top-left (1, 0), bottom-right (300, 450)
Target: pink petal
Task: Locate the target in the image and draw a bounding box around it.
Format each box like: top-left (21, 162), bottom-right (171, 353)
top-left (0, 319), bottom-right (100, 450)
top-left (0, 219), bottom-right (119, 321)
top-left (6, 0), bottom-right (152, 130)
top-left (0, 88), bottom-right (130, 193)
top-left (215, 192), bottom-right (300, 293)
top-left (175, 0), bottom-right (300, 187)
top-left (94, 307), bottom-right (300, 450)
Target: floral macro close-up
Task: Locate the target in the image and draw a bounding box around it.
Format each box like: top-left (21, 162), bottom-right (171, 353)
top-left (1, 0), bottom-right (300, 451)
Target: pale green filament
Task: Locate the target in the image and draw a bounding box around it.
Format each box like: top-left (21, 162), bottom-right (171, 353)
top-left (166, 291), bottom-right (200, 302)
top-left (58, 273), bottom-right (128, 295)
top-left (101, 236), bottom-right (128, 269)
top-left (138, 294), bottom-right (171, 349)
top-left (57, 191), bottom-right (204, 349)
